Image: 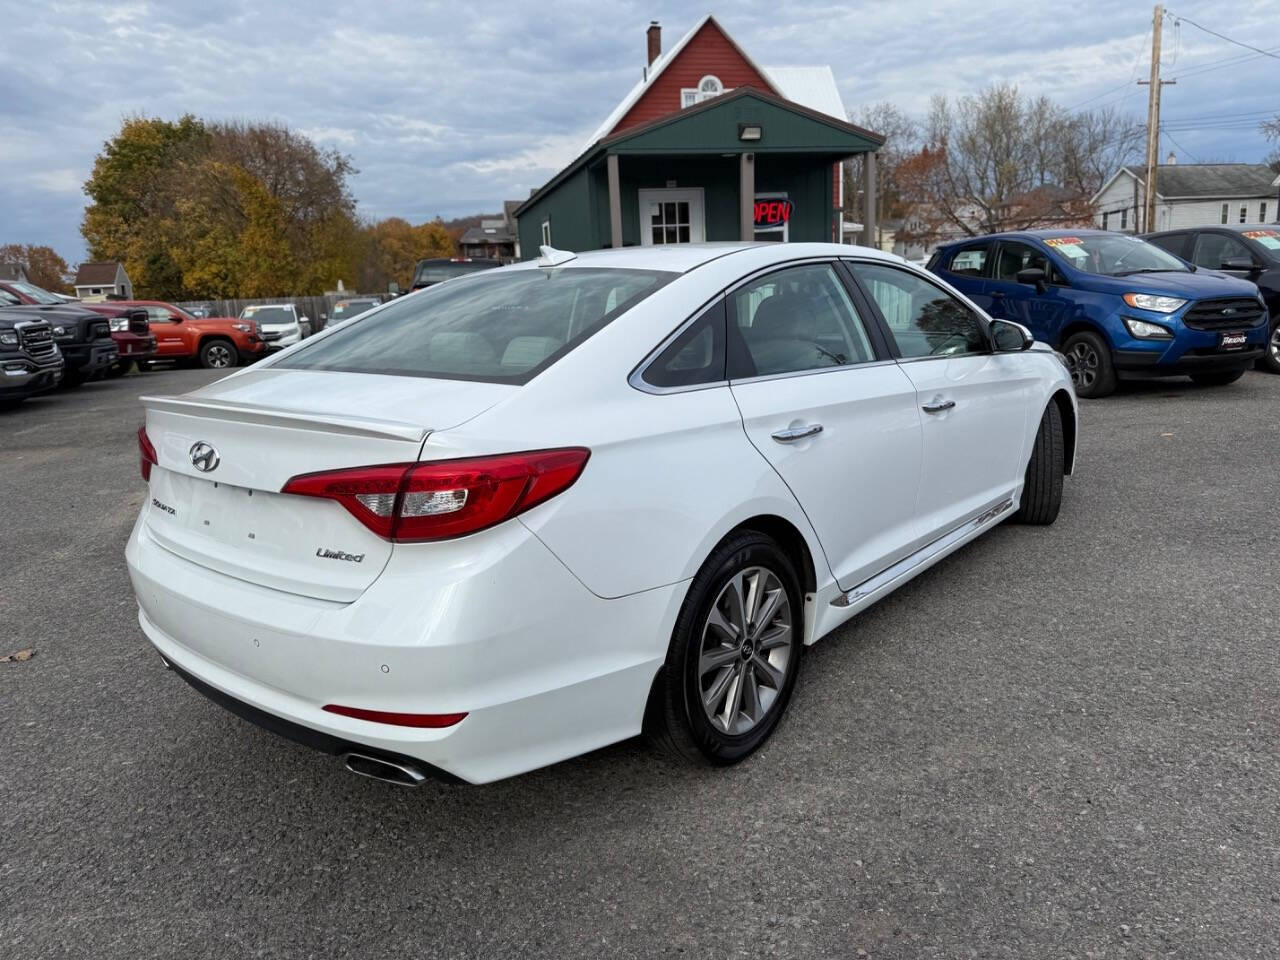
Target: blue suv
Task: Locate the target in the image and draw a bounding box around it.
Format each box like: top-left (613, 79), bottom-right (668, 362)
top-left (928, 230), bottom-right (1269, 397)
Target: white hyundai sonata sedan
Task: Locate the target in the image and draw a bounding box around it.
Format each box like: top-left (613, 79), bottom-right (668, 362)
top-left (127, 242), bottom-right (1077, 785)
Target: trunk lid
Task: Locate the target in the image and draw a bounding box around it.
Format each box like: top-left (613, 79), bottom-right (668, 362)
top-left (141, 368), bottom-right (514, 602)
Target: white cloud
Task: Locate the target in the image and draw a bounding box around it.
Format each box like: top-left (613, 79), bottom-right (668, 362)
top-left (27, 169), bottom-right (83, 194)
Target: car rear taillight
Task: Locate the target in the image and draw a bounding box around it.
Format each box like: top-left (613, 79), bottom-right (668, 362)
top-left (322, 704), bottom-right (467, 728)
top-left (281, 448), bottom-right (590, 542)
top-left (138, 425), bottom-right (158, 482)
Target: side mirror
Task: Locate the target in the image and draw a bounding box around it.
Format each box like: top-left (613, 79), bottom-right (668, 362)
top-left (1221, 257), bottom-right (1261, 274)
top-left (168, 313), bottom-right (184, 323)
top-left (1015, 267), bottom-right (1048, 293)
top-left (991, 318), bottom-right (1034, 352)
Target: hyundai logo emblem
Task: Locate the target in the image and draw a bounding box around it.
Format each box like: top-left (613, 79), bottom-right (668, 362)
top-left (189, 441), bottom-right (220, 472)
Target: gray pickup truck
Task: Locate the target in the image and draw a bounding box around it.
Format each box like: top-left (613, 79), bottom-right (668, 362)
top-left (0, 314), bottom-right (64, 408)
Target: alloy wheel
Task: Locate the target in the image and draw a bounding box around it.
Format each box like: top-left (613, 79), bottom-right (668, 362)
top-left (1065, 341), bottom-right (1098, 390)
top-left (1270, 325), bottom-right (1280, 365)
top-left (698, 566), bottom-right (793, 736)
top-left (206, 344), bottom-right (233, 368)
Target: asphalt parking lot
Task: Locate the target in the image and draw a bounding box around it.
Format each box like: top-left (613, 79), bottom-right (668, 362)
top-left (2, 366), bottom-right (1277, 959)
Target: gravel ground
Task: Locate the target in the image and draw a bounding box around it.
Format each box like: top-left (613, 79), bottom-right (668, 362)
top-left (1, 366), bottom-right (1277, 960)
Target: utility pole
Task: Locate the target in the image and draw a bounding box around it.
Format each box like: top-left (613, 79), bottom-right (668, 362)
top-left (1138, 6), bottom-right (1175, 233)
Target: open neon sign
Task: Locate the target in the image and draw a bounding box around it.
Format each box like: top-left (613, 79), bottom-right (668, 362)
top-left (753, 199), bottom-right (793, 228)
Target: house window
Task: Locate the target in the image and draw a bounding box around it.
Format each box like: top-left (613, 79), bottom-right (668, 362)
top-left (1261, 202), bottom-right (1268, 223)
top-left (1240, 204), bottom-right (1248, 223)
top-left (1120, 209), bottom-right (1128, 230)
top-left (1102, 212), bottom-right (1109, 230)
top-left (680, 75), bottom-right (725, 108)
top-left (650, 200), bottom-right (692, 244)
top-left (1221, 203), bottom-right (1229, 224)
top-left (540, 219), bottom-right (551, 246)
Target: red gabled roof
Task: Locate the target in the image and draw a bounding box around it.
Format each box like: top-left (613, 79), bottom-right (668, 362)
top-left (607, 16), bottom-right (780, 137)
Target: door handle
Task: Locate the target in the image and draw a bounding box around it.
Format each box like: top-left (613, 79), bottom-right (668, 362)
top-left (771, 424), bottom-right (823, 443)
top-left (921, 399), bottom-right (956, 414)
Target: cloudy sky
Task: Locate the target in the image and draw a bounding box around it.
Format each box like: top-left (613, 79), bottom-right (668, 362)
top-left (2, 0), bottom-right (1277, 262)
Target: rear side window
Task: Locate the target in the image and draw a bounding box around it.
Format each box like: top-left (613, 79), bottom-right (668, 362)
top-left (1192, 233), bottom-right (1252, 270)
top-left (728, 263), bottom-right (876, 378)
top-left (850, 262), bottom-right (988, 359)
top-left (947, 246), bottom-right (988, 276)
top-left (277, 267), bottom-right (673, 384)
top-left (1147, 232), bottom-right (1190, 259)
top-left (642, 299), bottom-right (726, 388)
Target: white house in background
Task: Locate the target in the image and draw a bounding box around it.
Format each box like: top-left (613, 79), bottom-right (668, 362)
top-left (1091, 160), bottom-right (1280, 234)
top-left (73, 261), bottom-right (132, 301)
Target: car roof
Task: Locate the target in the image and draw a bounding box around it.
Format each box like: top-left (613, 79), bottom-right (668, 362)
top-left (499, 242), bottom-right (905, 275)
top-left (941, 229), bottom-right (1115, 249)
top-left (1147, 223), bottom-right (1280, 236)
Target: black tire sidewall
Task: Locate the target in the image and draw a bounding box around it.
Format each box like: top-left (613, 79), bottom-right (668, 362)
top-left (200, 339), bottom-right (235, 369)
top-left (667, 534), bottom-right (803, 764)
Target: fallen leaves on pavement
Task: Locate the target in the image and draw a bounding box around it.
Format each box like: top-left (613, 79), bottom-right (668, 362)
top-left (0, 648), bottom-right (36, 662)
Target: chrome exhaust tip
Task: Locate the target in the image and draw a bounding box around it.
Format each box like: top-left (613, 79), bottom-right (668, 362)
top-left (158, 652), bottom-right (172, 670)
top-left (341, 751), bottom-right (429, 787)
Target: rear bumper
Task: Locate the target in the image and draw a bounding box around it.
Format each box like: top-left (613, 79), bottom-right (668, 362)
top-left (126, 514), bottom-right (682, 784)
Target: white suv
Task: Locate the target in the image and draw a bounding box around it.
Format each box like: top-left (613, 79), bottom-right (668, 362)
top-left (240, 304), bottom-right (308, 351)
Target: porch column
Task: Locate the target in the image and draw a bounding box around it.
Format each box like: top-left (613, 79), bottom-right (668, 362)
top-left (607, 154), bottom-right (623, 250)
top-left (739, 152), bottom-right (755, 241)
top-left (861, 150), bottom-right (878, 247)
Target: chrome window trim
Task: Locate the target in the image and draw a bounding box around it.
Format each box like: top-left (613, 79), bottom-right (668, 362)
top-left (630, 255), bottom-right (891, 396)
top-left (728, 357), bottom-right (899, 387)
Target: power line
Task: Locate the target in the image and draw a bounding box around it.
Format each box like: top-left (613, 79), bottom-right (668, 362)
top-left (1170, 13), bottom-right (1280, 61)
top-left (1167, 45), bottom-right (1280, 80)
top-left (1159, 127), bottom-right (1202, 164)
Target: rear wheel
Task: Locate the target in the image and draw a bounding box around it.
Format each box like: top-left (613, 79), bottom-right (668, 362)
top-left (1061, 331), bottom-right (1116, 399)
top-left (199, 338), bottom-right (236, 369)
top-left (1014, 401), bottom-right (1064, 525)
top-left (1190, 368), bottom-right (1246, 387)
top-left (649, 531), bottom-right (802, 765)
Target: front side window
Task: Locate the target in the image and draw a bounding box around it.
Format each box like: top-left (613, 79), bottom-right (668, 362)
top-left (146, 306), bottom-right (177, 323)
top-left (993, 242), bottom-right (1053, 284)
top-left (947, 246), bottom-right (988, 277)
top-left (728, 264), bottom-right (875, 378)
top-left (1192, 233), bottom-right (1252, 270)
top-left (850, 262), bottom-right (988, 359)
top-left (276, 267), bottom-right (672, 384)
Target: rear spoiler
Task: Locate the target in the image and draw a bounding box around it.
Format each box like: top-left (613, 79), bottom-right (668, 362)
top-left (140, 395), bottom-right (429, 443)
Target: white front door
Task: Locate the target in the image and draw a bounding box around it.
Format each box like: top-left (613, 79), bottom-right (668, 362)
top-left (846, 260), bottom-right (1031, 540)
top-left (638, 188), bottom-right (705, 245)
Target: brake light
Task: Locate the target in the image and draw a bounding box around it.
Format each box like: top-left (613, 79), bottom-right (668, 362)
top-left (138, 425), bottom-right (157, 482)
top-left (322, 704), bottom-right (467, 728)
top-left (281, 448), bottom-right (590, 542)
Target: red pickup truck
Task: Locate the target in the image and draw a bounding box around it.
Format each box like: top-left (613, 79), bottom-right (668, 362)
top-left (89, 301), bottom-right (267, 369)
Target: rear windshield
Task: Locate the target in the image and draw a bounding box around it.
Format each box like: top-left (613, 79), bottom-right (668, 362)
top-left (1044, 234), bottom-right (1189, 276)
top-left (414, 261), bottom-right (494, 285)
top-left (276, 267), bottom-right (672, 384)
top-left (242, 305), bottom-right (295, 324)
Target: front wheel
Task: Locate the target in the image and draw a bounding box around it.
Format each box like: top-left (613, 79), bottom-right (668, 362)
top-left (1260, 321), bottom-right (1280, 374)
top-left (1061, 331), bottom-right (1116, 399)
top-left (1190, 368), bottom-right (1246, 387)
top-left (648, 531), bottom-right (803, 765)
top-left (199, 339), bottom-right (236, 369)
top-left (1014, 401), bottom-right (1064, 525)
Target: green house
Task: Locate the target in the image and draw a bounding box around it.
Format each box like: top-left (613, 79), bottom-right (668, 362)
top-left (513, 17), bottom-right (884, 258)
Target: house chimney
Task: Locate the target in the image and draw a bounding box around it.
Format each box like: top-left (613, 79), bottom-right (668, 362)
top-left (647, 21), bottom-right (661, 66)
top-left (1166, 151), bottom-right (1177, 165)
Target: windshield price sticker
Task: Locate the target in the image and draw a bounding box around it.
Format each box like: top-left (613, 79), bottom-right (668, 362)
top-left (1045, 237), bottom-right (1087, 260)
top-left (1244, 229), bottom-right (1280, 250)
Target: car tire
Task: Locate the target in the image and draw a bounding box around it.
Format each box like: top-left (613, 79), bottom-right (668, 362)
top-left (648, 530), bottom-right (803, 766)
top-left (1189, 368), bottom-right (1246, 387)
top-left (1014, 401), bottom-right (1064, 525)
top-left (1259, 320), bottom-right (1280, 375)
top-left (199, 338), bottom-right (237, 369)
top-left (1061, 331), bottom-right (1116, 399)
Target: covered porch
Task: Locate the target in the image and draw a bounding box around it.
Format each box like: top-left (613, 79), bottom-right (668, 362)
top-left (515, 88), bottom-right (884, 255)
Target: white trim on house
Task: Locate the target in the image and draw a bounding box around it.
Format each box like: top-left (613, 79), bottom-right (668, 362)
top-left (637, 188), bottom-right (706, 246)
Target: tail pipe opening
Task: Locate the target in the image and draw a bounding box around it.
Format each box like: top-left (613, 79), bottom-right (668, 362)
top-left (341, 751), bottom-right (430, 787)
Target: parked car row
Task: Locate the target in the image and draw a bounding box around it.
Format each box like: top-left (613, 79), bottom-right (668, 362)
top-left (927, 226), bottom-right (1276, 397)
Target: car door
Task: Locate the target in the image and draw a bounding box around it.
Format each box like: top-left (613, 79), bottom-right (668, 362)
top-left (846, 260), bottom-right (1032, 541)
top-left (727, 261), bottom-right (924, 590)
top-left (986, 240), bottom-right (1074, 345)
top-left (935, 242), bottom-right (995, 310)
top-left (146, 306), bottom-right (186, 357)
